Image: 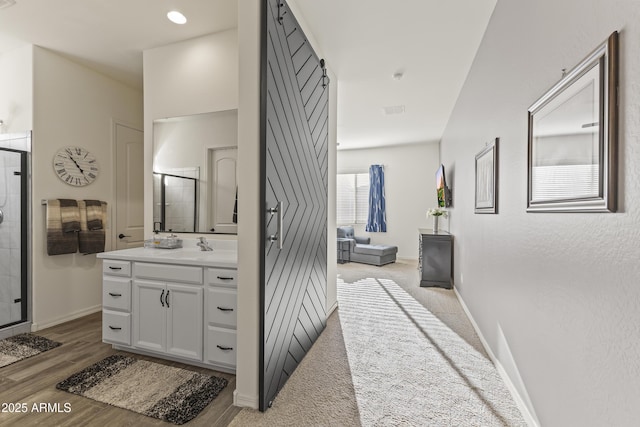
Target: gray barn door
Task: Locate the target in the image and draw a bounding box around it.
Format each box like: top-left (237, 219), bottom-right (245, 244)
top-left (260, 0), bottom-right (329, 411)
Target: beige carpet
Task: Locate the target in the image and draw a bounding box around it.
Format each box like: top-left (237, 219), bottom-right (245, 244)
top-left (229, 260), bottom-right (525, 426)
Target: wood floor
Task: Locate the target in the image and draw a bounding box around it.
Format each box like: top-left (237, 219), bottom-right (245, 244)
top-left (0, 312), bottom-right (242, 427)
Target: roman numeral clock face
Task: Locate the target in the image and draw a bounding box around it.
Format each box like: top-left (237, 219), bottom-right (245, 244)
top-left (53, 146), bottom-right (99, 187)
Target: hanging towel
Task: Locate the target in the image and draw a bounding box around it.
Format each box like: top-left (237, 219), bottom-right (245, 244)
top-left (78, 200), bottom-right (106, 254)
top-left (46, 199), bottom-right (79, 255)
top-left (59, 199), bottom-right (81, 233)
top-left (84, 199), bottom-right (103, 230)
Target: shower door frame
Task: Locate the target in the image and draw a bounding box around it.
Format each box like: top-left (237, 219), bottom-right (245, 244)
top-left (0, 133), bottom-right (32, 337)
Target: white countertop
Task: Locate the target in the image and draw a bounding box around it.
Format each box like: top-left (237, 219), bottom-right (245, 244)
top-left (97, 239), bottom-right (237, 269)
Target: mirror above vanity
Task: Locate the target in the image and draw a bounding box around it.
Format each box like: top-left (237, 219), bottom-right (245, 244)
top-left (153, 109), bottom-right (238, 234)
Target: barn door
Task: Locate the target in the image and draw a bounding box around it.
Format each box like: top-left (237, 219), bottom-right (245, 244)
top-left (260, 0), bottom-right (329, 411)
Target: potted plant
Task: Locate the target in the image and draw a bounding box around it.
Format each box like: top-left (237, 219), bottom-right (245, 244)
top-left (427, 208), bottom-right (448, 233)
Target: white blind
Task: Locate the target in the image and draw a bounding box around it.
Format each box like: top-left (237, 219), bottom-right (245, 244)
top-left (337, 173), bottom-right (369, 224)
top-left (531, 164), bottom-right (599, 201)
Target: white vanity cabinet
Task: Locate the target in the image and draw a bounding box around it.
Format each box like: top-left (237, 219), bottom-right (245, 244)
top-left (98, 244), bottom-right (238, 373)
top-left (205, 268), bottom-right (238, 369)
top-left (102, 260), bottom-right (132, 346)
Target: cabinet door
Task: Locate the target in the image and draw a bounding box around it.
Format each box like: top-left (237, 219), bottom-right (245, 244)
top-left (133, 280), bottom-right (166, 352)
top-left (166, 283), bottom-right (203, 361)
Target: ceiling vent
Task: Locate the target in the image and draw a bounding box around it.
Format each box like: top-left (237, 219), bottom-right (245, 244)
top-left (382, 105), bottom-right (405, 116)
top-left (0, 0), bottom-right (16, 9)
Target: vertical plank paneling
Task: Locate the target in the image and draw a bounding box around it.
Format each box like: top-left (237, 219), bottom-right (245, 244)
top-left (260, 0), bottom-right (329, 411)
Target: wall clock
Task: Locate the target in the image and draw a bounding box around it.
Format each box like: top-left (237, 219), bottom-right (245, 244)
top-left (53, 146), bottom-right (99, 186)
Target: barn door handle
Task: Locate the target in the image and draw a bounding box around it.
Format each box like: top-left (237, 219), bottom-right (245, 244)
top-left (267, 201), bottom-right (283, 250)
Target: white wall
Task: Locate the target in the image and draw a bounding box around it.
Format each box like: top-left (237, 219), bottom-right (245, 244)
top-left (0, 45), bottom-right (33, 133)
top-left (337, 142), bottom-right (440, 259)
top-left (143, 29), bottom-right (239, 237)
top-left (31, 47), bottom-right (143, 329)
top-left (440, 1), bottom-right (640, 426)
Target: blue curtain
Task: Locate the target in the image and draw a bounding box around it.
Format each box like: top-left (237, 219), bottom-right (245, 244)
top-left (366, 165), bottom-right (387, 232)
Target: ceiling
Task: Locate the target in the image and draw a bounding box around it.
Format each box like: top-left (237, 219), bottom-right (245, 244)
top-left (0, 0), bottom-right (497, 150)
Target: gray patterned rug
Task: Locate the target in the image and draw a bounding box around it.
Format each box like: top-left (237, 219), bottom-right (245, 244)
top-left (56, 354), bottom-right (228, 425)
top-left (0, 333), bottom-right (62, 368)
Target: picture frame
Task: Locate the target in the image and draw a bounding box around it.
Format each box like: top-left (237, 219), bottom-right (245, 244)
top-left (527, 31), bottom-right (618, 212)
top-left (475, 138), bottom-right (498, 214)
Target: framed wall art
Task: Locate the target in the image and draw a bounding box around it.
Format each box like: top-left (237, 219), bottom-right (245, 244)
top-left (527, 31), bottom-right (618, 212)
top-left (475, 138), bottom-right (498, 214)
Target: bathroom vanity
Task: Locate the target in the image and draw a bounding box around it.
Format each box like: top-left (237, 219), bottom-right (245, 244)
top-left (97, 239), bottom-right (237, 373)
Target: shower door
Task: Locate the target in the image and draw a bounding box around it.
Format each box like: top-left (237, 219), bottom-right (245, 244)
top-left (0, 147), bottom-right (28, 329)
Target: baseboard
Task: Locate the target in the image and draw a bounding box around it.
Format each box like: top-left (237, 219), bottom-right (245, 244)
top-left (31, 305), bottom-right (102, 332)
top-left (327, 300), bottom-right (338, 316)
top-left (453, 287), bottom-right (540, 427)
top-left (233, 389), bottom-right (259, 409)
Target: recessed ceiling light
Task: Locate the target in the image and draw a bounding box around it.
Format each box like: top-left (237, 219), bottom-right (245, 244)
top-left (167, 10), bottom-right (187, 25)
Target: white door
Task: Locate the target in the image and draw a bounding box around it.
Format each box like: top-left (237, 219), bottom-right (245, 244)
top-left (166, 283), bottom-right (203, 360)
top-left (208, 148), bottom-right (237, 234)
top-left (115, 124), bottom-right (144, 249)
top-left (133, 280), bottom-right (166, 352)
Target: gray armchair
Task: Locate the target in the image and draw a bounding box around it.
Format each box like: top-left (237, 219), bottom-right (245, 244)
top-left (337, 226), bottom-right (397, 266)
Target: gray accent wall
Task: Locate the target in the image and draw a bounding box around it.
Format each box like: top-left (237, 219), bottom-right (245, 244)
top-left (440, 1), bottom-right (640, 426)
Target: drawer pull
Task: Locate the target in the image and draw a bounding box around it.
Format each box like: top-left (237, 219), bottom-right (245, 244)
top-left (108, 292), bottom-right (122, 297)
top-left (165, 290), bottom-right (170, 308)
top-left (109, 266), bottom-right (122, 270)
top-left (217, 276), bottom-right (234, 281)
top-left (217, 306), bottom-right (234, 312)
top-left (160, 289), bottom-right (165, 307)
top-left (216, 345), bottom-right (233, 351)
top-left (108, 326), bottom-right (122, 331)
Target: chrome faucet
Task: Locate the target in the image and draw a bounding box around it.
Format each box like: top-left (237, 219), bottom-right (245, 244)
top-left (197, 237), bottom-right (213, 251)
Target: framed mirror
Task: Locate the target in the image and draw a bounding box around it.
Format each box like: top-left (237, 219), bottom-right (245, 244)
top-left (153, 109), bottom-right (238, 233)
top-left (527, 31), bottom-right (618, 212)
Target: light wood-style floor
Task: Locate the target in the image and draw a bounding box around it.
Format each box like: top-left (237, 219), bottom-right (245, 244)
top-left (0, 312), bottom-right (241, 426)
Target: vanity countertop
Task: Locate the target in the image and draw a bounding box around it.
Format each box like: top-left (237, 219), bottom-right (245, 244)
top-left (97, 241), bottom-right (237, 269)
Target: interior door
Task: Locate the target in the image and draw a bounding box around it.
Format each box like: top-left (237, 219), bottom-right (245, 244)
top-left (115, 123), bottom-right (144, 249)
top-left (208, 147), bottom-right (238, 234)
top-left (260, 0), bottom-right (329, 411)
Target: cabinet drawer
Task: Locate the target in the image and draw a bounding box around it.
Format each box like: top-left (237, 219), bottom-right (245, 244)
top-left (207, 287), bottom-right (237, 328)
top-left (103, 277), bottom-right (131, 311)
top-left (103, 260), bottom-right (131, 277)
top-left (207, 268), bottom-right (237, 287)
top-left (206, 327), bottom-right (236, 367)
top-left (102, 310), bottom-right (131, 345)
top-left (135, 262), bottom-right (202, 284)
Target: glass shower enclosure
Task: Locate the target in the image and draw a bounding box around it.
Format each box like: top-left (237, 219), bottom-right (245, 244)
top-left (0, 132), bottom-right (30, 335)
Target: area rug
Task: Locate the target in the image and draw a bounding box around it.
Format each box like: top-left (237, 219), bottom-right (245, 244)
top-left (56, 354), bottom-right (228, 425)
top-left (0, 333), bottom-right (62, 368)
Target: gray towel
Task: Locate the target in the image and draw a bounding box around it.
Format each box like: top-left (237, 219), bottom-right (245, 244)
top-left (84, 199), bottom-right (103, 230)
top-left (78, 200), bottom-right (106, 254)
top-left (59, 199), bottom-right (81, 233)
top-left (46, 199), bottom-right (78, 255)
